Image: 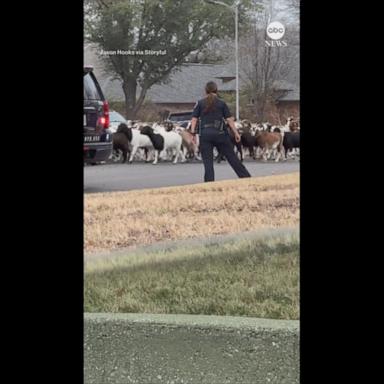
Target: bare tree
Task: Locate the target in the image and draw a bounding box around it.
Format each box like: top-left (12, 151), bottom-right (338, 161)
top-left (239, 4), bottom-right (298, 121)
top-left (288, 0), bottom-right (300, 10)
top-left (85, 0), bottom-right (251, 119)
top-left (277, 0), bottom-right (300, 20)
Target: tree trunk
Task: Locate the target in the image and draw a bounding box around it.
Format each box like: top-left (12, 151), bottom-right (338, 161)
top-left (122, 78), bottom-right (137, 119)
top-left (132, 86), bottom-right (148, 116)
top-left (257, 96), bottom-right (266, 122)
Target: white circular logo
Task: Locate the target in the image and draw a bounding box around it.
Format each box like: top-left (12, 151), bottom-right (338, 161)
top-left (266, 21), bottom-right (285, 40)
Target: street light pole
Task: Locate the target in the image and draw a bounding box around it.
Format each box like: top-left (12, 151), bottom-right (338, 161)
top-left (234, 3), bottom-right (239, 121)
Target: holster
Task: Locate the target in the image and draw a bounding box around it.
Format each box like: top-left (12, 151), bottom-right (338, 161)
top-left (201, 119), bottom-right (226, 133)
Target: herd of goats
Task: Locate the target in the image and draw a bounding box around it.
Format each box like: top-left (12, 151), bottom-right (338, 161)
top-left (110, 117), bottom-right (300, 164)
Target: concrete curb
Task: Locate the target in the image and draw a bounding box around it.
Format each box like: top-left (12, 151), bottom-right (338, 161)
top-left (84, 313), bottom-right (299, 384)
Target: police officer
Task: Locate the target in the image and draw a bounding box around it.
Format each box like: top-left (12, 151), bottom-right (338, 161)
top-left (190, 81), bottom-right (251, 182)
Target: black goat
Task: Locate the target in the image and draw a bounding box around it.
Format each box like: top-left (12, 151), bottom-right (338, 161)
top-left (240, 132), bottom-right (257, 159)
top-left (140, 126), bottom-right (164, 164)
top-left (112, 123), bottom-right (133, 163)
top-left (140, 126), bottom-right (164, 151)
top-left (283, 131), bottom-right (300, 158)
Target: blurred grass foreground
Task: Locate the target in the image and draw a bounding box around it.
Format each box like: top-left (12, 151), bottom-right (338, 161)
top-left (85, 229), bottom-right (299, 319)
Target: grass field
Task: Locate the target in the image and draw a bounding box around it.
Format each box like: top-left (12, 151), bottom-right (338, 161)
top-left (84, 173), bottom-right (299, 255)
top-left (85, 230), bottom-right (299, 319)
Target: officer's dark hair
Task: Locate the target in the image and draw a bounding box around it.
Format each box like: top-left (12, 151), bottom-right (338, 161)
top-left (203, 81), bottom-right (218, 113)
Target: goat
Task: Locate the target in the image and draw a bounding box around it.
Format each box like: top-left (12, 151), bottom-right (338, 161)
top-left (179, 129), bottom-right (201, 161)
top-left (128, 127), bottom-right (155, 163)
top-left (254, 131), bottom-right (283, 162)
top-left (112, 123), bottom-right (133, 163)
top-left (282, 131), bottom-right (300, 159)
top-left (288, 117), bottom-right (300, 132)
top-left (240, 123), bottom-right (257, 160)
top-left (164, 122), bottom-right (174, 132)
top-left (139, 126), bottom-right (165, 164)
top-left (141, 125), bottom-right (185, 164)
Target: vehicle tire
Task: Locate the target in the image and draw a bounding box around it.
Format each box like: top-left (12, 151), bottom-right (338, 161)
top-left (111, 149), bottom-right (123, 163)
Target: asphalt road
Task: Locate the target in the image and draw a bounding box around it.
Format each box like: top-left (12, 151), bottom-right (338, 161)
top-left (84, 160), bottom-right (299, 193)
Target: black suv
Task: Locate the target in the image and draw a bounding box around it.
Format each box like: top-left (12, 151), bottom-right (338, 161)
top-left (84, 66), bottom-right (113, 164)
top-left (167, 111), bottom-right (193, 127)
top-left (167, 111), bottom-right (200, 131)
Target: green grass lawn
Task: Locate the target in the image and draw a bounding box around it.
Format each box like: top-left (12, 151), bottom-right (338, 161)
top-left (84, 230), bottom-right (299, 319)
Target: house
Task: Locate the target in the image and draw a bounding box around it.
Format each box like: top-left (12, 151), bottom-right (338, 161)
top-left (144, 63), bottom-right (240, 112)
top-left (275, 87), bottom-right (300, 120)
top-left (84, 43), bottom-right (299, 120)
top-left (272, 79), bottom-right (300, 122)
top-left (97, 62), bottom-right (241, 113)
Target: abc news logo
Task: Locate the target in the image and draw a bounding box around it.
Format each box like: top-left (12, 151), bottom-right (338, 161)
top-left (265, 21), bottom-right (288, 47)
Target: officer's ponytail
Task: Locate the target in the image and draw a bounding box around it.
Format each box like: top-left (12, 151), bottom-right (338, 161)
top-left (204, 81), bottom-right (218, 113)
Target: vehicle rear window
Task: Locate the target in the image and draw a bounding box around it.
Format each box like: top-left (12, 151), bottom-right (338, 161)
top-left (84, 72), bottom-right (103, 101)
top-left (169, 113), bottom-right (192, 122)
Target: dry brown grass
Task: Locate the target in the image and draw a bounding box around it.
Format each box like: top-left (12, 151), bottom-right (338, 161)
top-left (84, 173), bottom-right (299, 254)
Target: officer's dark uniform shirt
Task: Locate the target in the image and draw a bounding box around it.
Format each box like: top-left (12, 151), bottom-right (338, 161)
top-left (192, 96), bottom-right (232, 136)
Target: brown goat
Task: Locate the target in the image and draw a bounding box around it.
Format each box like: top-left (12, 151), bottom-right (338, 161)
top-left (254, 131), bottom-right (283, 162)
top-left (179, 129), bottom-right (200, 160)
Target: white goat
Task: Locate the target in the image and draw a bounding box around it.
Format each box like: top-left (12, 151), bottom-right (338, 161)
top-left (128, 128), bottom-right (155, 163)
top-left (148, 125), bottom-right (186, 164)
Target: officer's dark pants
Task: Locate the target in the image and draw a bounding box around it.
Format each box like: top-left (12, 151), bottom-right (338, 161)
top-left (200, 133), bottom-right (251, 182)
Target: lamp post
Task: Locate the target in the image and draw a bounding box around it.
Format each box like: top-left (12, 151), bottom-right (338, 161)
top-left (205, 0), bottom-right (241, 121)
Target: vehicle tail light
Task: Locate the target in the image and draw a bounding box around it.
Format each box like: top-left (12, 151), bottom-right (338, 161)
top-left (102, 100), bottom-right (110, 129)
